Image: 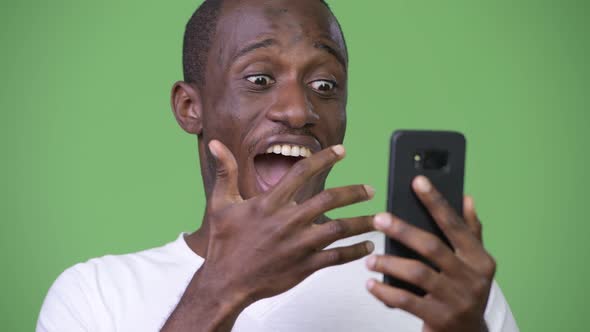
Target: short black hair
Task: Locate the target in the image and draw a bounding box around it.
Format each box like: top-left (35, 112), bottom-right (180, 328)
top-left (182, 0), bottom-right (344, 86)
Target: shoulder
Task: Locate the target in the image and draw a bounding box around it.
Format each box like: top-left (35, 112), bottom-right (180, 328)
top-left (36, 258), bottom-right (103, 331)
top-left (37, 233), bottom-right (201, 331)
top-left (57, 233), bottom-right (198, 290)
top-left (75, 233), bottom-right (200, 278)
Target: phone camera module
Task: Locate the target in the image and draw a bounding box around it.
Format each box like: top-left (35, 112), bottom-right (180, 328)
top-left (414, 150), bottom-right (449, 171)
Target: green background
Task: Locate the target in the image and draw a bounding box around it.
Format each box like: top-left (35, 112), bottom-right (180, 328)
top-left (1, 0), bottom-right (588, 330)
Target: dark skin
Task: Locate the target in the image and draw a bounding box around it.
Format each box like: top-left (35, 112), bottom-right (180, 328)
top-left (367, 179), bottom-right (494, 332)
top-left (162, 1), bottom-right (495, 331)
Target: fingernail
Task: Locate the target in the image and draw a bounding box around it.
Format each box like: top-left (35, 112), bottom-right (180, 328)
top-left (363, 185), bottom-right (375, 199)
top-left (467, 196), bottom-right (475, 210)
top-left (366, 255), bottom-right (377, 269)
top-left (374, 213), bottom-right (392, 230)
top-left (365, 241), bottom-right (375, 253)
top-left (331, 145), bottom-right (345, 157)
top-left (414, 176), bottom-right (431, 193)
top-left (366, 279), bottom-right (376, 291)
top-left (208, 140), bottom-right (219, 158)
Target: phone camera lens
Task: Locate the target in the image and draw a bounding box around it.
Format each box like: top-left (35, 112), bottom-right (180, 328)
top-left (414, 150), bottom-right (449, 171)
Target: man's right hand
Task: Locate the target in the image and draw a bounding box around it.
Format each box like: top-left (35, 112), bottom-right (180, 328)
top-left (201, 139), bottom-right (375, 303)
top-left (162, 140), bottom-right (375, 331)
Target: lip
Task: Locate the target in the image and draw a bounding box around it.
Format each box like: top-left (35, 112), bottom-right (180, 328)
top-left (252, 134), bottom-right (322, 192)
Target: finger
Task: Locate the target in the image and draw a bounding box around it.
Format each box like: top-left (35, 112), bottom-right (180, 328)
top-left (303, 241), bottom-right (374, 273)
top-left (296, 184), bottom-right (375, 223)
top-left (366, 279), bottom-right (442, 323)
top-left (366, 255), bottom-right (461, 302)
top-left (462, 196), bottom-right (496, 278)
top-left (366, 255), bottom-right (438, 294)
top-left (373, 213), bottom-right (465, 277)
top-left (208, 140), bottom-right (242, 208)
top-left (412, 176), bottom-right (479, 252)
top-left (305, 215), bottom-right (376, 250)
top-left (463, 196), bottom-right (482, 242)
top-left (269, 145), bottom-right (345, 203)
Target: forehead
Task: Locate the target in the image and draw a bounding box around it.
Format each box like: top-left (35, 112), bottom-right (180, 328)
top-left (212, 0), bottom-right (346, 63)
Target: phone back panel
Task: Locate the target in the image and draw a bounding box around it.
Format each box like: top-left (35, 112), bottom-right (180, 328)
top-left (385, 130), bottom-right (466, 296)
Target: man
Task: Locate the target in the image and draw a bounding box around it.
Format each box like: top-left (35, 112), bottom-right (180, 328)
top-left (37, 0), bottom-right (518, 331)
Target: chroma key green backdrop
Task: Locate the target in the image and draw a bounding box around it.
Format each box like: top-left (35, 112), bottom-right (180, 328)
top-left (1, 0), bottom-right (588, 331)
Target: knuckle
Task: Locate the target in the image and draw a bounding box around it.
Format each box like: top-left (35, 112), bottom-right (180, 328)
top-left (245, 200), bottom-right (260, 215)
top-left (354, 185), bottom-right (368, 200)
top-left (393, 292), bottom-right (412, 308)
top-left (215, 166), bottom-right (230, 178)
top-left (422, 238), bottom-right (443, 256)
top-left (365, 216), bottom-right (376, 229)
top-left (482, 256), bottom-right (497, 277)
top-left (390, 219), bottom-right (406, 236)
top-left (431, 191), bottom-right (447, 206)
top-left (442, 214), bottom-right (462, 230)
top-left (372, 256), bottom-right (381, 271)
top-left (317, 190), bottom-right (335, 205)
top-left (327, 220), bottom-right (347, 237)
top-left (325, 250), bottom-right (342, 265)
top-left (449, 215), bottom-right (462, 227)
top-left (209, 217), bottom-right (232, 239)
top-left (408, 264), bottom-right (430, 284)
top-left (216, 162), bottom-right (236, 178)
top-left (290, 160), bottom-right (310, 178)
top-left (473, 276), bottom-right (490, 295)
top-left (253, 196), bottom-right (272, 214)
top-left (357, 242), bottom-right (370, 256)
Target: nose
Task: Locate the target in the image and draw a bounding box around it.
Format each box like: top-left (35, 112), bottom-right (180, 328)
top-left (266, 82), bottom-right (319, 128)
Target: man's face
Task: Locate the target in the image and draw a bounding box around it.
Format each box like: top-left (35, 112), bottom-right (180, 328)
top-left (199, 0), bottom-right (348, 201)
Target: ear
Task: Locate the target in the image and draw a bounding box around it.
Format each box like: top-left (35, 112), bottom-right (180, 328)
top-left (170, 81), bottom-right (203, 135)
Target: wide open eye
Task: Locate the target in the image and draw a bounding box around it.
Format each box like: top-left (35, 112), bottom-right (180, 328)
top-left (246, 75), bottom-right (275, 86)
top-left (309, 80), bottom-right (336, 93)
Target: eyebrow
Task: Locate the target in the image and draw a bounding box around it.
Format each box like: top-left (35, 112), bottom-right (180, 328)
top-left (233, 38), bottom-right (277, 62)
top-left (232, 38), bottom-right (347, 68)
top-left (313, 41), bottom-right (347, 69)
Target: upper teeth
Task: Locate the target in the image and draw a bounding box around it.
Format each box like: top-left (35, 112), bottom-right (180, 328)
top-left (265, 144), bottom-right (311, 157)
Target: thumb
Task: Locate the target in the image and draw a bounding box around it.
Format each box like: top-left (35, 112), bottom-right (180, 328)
top-left (208, 139), bottom-right (242, 208)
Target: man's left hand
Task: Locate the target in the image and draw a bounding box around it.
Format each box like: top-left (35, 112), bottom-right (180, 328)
top-left (366, 176), bottom-right (495, 332)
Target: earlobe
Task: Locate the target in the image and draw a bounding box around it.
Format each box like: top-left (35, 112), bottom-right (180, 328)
top-left (170, 81), bottom-right (203, 135)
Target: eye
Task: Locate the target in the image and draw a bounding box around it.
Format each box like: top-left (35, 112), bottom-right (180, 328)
top-left (309, 80), bottom-right (336, 93)
top-left (245, 75), bottom-right (275, 86)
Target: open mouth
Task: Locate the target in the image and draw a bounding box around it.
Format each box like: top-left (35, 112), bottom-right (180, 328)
top-left (254, 144), bottom-right (312, 189)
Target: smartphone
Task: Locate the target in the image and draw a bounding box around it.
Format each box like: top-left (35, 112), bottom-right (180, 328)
top-left (384, 130), bottom-right (466, 296)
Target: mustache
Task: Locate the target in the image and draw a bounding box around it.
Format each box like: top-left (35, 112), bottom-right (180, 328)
top-left (248, 126), bottom-right (318, 156)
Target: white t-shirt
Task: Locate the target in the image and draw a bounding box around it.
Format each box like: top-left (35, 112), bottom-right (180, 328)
top-left (37, 231), bottom-right (519, 332)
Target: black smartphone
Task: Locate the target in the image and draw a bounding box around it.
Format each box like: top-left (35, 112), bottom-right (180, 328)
top-left (384, 130), bottom-right (466, 296)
